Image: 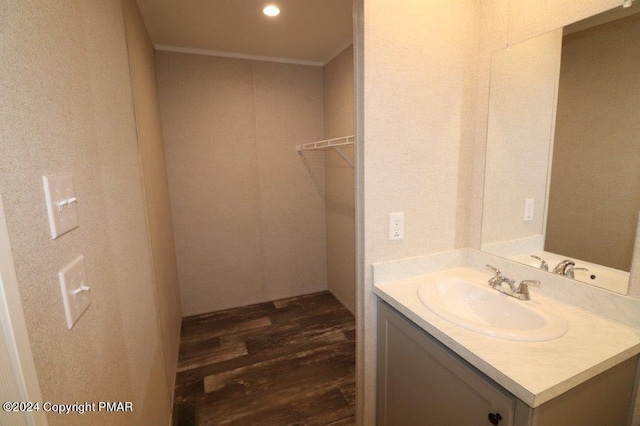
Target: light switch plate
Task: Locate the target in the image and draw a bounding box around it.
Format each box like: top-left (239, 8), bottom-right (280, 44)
top-left (43, 174), bottom-right (78, 239)
top-left (58, 255), bottom-right (91, 329)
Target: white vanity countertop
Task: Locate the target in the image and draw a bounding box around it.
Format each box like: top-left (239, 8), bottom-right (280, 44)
top-left (373, 266), bottom-right (640, 408)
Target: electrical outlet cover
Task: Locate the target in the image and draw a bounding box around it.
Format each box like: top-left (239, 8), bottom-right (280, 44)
top-left (389, 212), bottom-right (405, 240)
top-left (524, 198), bottom-right (535, 222)
top-left (58, 255), bottom-right (91, 329)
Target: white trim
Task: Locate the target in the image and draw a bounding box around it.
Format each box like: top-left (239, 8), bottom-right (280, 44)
top-left (154, 44), bottom-right (325, 67)
top-left (323, 40), bottom-right (354, 65)
top-left (0, 194), bottom-right (47, 425)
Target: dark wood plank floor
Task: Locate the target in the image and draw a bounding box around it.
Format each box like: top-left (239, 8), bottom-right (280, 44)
top-left (173, 291), bottom-right (356, 426)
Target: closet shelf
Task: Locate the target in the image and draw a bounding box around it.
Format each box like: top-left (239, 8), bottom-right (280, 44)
top-left (296, 135), bottom-right (355, 168)
top-left (295, 135), bottom-right (355, 152)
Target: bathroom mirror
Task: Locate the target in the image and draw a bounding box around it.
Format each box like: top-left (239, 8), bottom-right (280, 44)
top-left (481, 5), bottom-right (640, 295)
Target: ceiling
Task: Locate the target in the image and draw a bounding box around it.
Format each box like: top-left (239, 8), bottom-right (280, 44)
top-left (564, 1), bottom-right (640, 35)
top-left (135, 0), bottom-right (353, 66)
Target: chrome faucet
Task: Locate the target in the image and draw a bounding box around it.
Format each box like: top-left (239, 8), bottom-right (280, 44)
top-left (486, 265), bottom-right (537, 300)
top-left (486, 265), bottom-right (516, 291)
top-left (552, 260), bottom-right (589, 278)
top-left (530, 255), bottom-right (548, 271)
top-left (552, 259), bottom-right (575, 275)
top-left (515, 280), bottom-right (540, 301)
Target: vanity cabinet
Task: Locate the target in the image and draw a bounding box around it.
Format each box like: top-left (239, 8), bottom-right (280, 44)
top-left (377, 300), bottom-right (638, 426)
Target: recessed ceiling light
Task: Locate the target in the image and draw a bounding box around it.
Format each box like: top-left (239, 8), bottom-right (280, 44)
top-left (263, 5), bottom-right (280, 17)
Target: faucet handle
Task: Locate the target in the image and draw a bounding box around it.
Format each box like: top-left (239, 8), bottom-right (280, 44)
top-left (530, 255), bottom-right (549, 271)
top-left (566, 266), bottom-right (588, 279)
top-left (517, 280), bottom-right (540, 300)
top-left (519, 279), bottom-right (540, 288)
top-left (486, 264), bottom-right (501, 276)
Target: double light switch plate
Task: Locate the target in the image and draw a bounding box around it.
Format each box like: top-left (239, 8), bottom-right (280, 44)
top-left (59, 255), bottom-right (91, 329)
top-left (43, 174), bottom-right (78, 239)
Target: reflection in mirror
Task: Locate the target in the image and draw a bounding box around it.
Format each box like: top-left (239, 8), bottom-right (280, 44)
top-left (481, 5), bottom-right (640, 295)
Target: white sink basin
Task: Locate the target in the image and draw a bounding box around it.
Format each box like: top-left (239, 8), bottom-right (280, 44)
top-left (417, 275), bottom-right (568, 342)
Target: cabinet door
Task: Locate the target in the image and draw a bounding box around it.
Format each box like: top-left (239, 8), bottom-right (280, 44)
top-left (532, 355), bottom-right (637, 426)
top-left (377, 301), bottom-right (515, 426)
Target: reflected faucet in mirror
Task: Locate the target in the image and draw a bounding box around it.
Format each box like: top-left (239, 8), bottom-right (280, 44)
top-left (551, 260), bottom-right (589, 279)
top-left (530, 255), bottom-right (548, 271)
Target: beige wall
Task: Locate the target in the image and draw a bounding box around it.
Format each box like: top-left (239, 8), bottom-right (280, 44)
top-left (156, 53), bottom-right (327, 316)
top-left (122, 0), bottom-right (182, 399)
top-left (0, 1), bottom-right (172, 424)
top-left (482, 29), bottom-right (562, 244)
top-left (324, 46), bottom-right (355, 314)
top-left (545, 13), bottom-right (640, 272)
top-left (358, 1), bottom-right (479, 422)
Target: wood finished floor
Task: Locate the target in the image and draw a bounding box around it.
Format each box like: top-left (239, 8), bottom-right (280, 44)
top-left (173, 291), bottom-right (356, 426)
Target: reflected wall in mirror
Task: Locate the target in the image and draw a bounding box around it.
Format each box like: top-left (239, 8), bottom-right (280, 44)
top-left (481, 5), bottom-right (640, 295)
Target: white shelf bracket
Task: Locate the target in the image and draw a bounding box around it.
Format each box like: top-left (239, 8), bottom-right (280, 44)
top-left (332, 146), bottom-right (354, 168)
